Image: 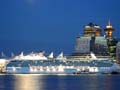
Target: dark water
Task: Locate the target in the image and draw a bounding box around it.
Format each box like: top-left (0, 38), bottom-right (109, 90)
top-left (0, 74), bottom-right (120, 90)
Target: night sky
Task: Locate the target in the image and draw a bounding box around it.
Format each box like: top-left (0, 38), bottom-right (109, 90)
top-left (0, 0), bottom-right (120, 56)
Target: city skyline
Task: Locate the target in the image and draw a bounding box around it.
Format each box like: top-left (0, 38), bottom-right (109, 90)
top-left (0, 0), bottom-right (120, 55)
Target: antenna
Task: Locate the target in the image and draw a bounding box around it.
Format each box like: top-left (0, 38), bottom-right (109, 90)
top-left (108, 19), bottom-right (111, 26)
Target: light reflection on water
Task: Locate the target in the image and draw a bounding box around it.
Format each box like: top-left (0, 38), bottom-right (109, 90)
top-left (0, 74), bottom-right (120, 90)
top-left (13, 74), bottom-right (43, 90)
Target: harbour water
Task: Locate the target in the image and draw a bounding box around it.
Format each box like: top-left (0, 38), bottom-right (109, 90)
top-left (0, 74), bottom-right (120, 90)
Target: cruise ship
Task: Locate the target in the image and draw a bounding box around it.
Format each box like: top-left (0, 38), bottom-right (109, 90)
top-left (6, 51), bottom-right (120, 74)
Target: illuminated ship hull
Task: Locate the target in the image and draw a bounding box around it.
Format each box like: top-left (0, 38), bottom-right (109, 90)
top-left (6, 52), bottom-right (120, 74)
top-left (6, 59), bottom-right (120, 74)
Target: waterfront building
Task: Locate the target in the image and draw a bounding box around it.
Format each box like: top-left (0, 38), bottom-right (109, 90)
top-left (73, 21), bottom-right (119, 58)
top-left (107, 38), bottom-right (118, 58)
top-left (91, 36), bottom-right (108, 56)
top-left (104, 21), bottom-right (118, 58)
top-left (74, 34), bottom-right (108, 56)
top-left (116, 42), bottom-right (120, 61)
top-left (84, 23), bottom-right (102, 37)
top-left (74, 35), bottom-right (91, 54)
top-left (104, 21), bottom-right (114, 38)
top-left (0, 59), bottom-right (9, 73)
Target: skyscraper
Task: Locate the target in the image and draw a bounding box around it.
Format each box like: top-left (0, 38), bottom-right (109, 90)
top-left (72, 21), bottom-right (119, 59)
top-left (84, 23), bottom-right (102, 37)
top-left (116, 42), bottom-right (120, 61)
top-left (92, 36), bottom-right (108, 56)
top-left (75, 35), bottom-right (91, 54)
top-left (104, 20), bottom-right (114, 38)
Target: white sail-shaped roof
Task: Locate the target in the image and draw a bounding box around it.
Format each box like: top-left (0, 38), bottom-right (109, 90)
top-left (12, 51), bottom-right (48, 60)
top-left (20, 52), bottom-right (24, 57)
top-left (1, 52), bottom-right (6, 58)
top-left (56, 52), bottom-right (66, 60)
top-left (13, 52), bottom-right (24, 60)
top-left (48, 52), bottom-right (54, 58)
top-left (11, 52), bottom-right (15, 57)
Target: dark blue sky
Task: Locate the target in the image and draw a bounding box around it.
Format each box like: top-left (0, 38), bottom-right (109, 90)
top-left (0, 0), bottom-right (120, 56)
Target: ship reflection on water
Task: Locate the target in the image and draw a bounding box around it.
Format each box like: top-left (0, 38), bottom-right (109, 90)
top-left (0, 74), bottom-right (120, 90)
top-left (13, 74), bottom-right (43, 90)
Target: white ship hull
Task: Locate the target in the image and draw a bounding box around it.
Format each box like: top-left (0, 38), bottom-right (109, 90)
top-left (6, 62), bottom-right (120, 74)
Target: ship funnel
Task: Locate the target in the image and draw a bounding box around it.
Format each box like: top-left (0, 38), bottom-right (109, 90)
top-left (90, 52), bottom-right (97, 59)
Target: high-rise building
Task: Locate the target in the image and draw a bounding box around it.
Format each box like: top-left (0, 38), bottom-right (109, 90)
top-left (72, 21), bottom-right (119, 59)
top-left (104, 21), bottom-right (118, 58)
top-left (92, 36), bottom-right (108, 56)
top-left (75, 35), bottom-right (91, 54)
top-left (74, 35), bottom-right (108, 56)
top-left (104, 21), bottom-right (114, 38)
top-left (116, 42), bottom-right (120, 61)
top-left (107, 38), bottom-right (118, 58)
top-left (84, 23), bottom-right (102, 37)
